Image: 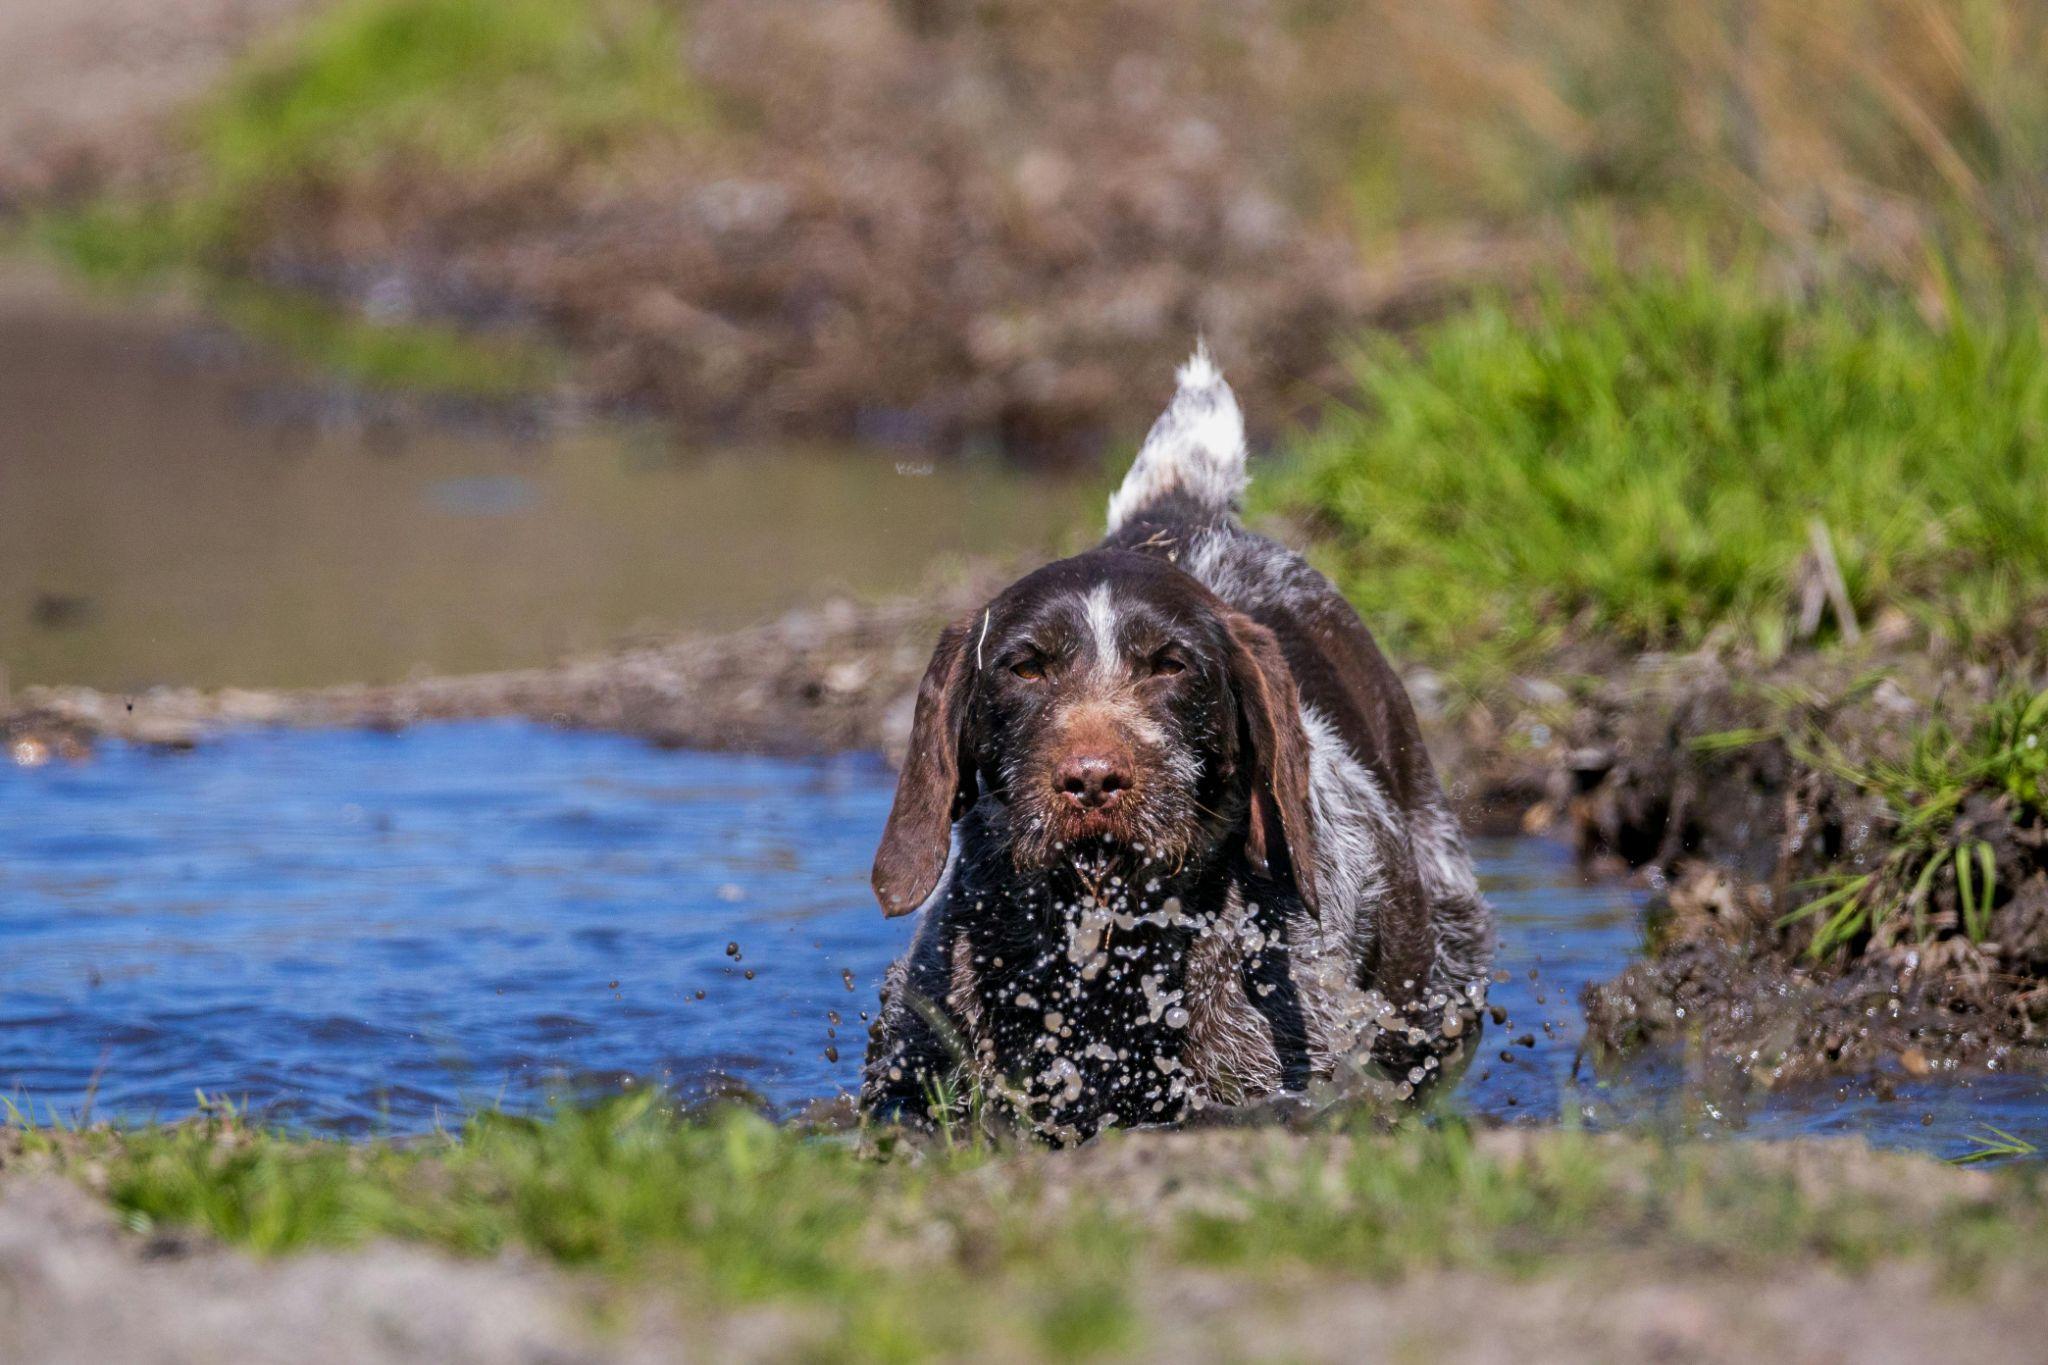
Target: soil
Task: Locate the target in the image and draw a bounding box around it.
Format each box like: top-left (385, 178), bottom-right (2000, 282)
top-left (10, 576), bottom-right (2048, 1092)
top-left (0, 0), bottom-right (315, 211)
top-left (2, 568), bottom-right (1007, 764)
top-left (3, 1129), bottom-right (2043, 1363)
top-left (0, 0), bottom-right (1563, 464)
top-left (1536, 648), bottom-right (2048, 1087)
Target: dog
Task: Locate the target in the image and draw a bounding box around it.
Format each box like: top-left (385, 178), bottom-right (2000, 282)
top-left (861, 347), bottom-right (1494, 1139)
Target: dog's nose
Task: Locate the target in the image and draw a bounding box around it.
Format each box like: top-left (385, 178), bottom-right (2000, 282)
top-left (1056, 755), bottom-right (1129, 809)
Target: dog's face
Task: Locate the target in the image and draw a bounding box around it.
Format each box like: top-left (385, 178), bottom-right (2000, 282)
top-left (872, 550), bottom-right (1320, 917)
top-left (980, 565), bottom-right (1218, 874)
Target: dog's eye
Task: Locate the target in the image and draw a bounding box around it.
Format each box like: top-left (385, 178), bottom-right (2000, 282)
top-left (1150, 652), bottom-right (1187, 678)
top-left (1010, 658), bottom-right (1046, 681)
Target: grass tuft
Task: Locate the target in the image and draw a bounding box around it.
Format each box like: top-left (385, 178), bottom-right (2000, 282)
top-left (1780, 686), bottom-right (2048, 958)
top-left (1954, 1125), bottom-right (2041, 1165)
top-left (1264, 262), bottom-right (2048, 678)
top-left (27, 0), bottom-right (694, 396)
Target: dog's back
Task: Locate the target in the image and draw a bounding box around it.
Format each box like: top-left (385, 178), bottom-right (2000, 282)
top-left (861, 348), bottom-right (1493, 1134)
top-left (1101, 348), bottom-right (1492, 1005)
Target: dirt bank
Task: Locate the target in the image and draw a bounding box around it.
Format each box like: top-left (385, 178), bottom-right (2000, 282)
top-left (2, 567), bottom-right (1006, 763)
top-left (1536, 650), bottom-right (2048, 1087)
top-left (1, 0), bottom-right (1565, 461)
top-left (4, 1125), bottom-right (2045, 1363)
top-left (0, 0), bottom-right (314, 209)
top-left (11, 571), bottom-right (2048, 1092)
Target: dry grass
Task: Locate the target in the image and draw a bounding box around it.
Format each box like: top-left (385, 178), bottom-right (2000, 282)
top-left (25, 0), bottom-right (2048, 446)
top-left (1291, 0), bottom-right (2048, 288)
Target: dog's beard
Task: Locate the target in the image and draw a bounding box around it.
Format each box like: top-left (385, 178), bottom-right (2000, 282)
top-left (1002, 750), bottom-right (1205, 885)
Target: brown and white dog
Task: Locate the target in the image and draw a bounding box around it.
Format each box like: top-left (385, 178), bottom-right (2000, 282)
top-left (863, 348), bottom-right (1493, 1139)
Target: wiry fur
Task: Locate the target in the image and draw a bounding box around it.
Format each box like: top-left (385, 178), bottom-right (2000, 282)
top-left (1180, 523), bottom-right (1494, 1000)
top-left (864, 347), bottom-right (1494, 1140)
top-left (1104, 344), bottom-right (1250, 535)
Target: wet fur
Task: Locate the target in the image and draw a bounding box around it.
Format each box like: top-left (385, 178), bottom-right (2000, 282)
top-left (864, 351), bottom-right (1493, 1138)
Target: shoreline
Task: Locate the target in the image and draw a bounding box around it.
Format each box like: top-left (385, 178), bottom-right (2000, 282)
top-left (11, 573), bottom-right (2047, 1095)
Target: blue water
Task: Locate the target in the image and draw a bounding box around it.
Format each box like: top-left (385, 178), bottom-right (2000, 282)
top-left (3, 721), bottom-right (2040, 1157)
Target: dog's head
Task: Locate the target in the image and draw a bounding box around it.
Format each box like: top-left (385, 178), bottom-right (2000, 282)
top-left (872, 550), bottom-right (1319, 917)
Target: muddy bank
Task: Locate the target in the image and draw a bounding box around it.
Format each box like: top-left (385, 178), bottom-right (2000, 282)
top-left (2, 569), bottom-right (1006, 762)
top-left (11, 576), bottom-right (2048, 1091)
top-left (4, 1125), bottom-right (2046, 1363)
top-left (1523, 650), bottom-right (2048, 1086)
top-left (0, 560), bottom-right (1504, 778)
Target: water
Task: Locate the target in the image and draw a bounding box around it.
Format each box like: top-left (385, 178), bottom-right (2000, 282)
top-left (0, 276), bottom-right (1088, 693)
top-left (5, 722), bottom-right (2039, 1157)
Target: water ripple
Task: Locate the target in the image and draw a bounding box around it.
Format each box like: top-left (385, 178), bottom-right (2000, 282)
top-left (1, 720), bottom-right (2038, 1156)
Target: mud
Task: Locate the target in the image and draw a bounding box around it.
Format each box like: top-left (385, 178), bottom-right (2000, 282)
top-left (2, 569), bottom-right (1007, 764)
top-left (11, 577), bottom-right (2048, 1091)
top-left (1524, 649), bottom-right (2048, 1086)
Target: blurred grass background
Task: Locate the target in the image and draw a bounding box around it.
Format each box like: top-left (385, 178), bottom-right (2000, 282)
top-left (9, 0), bottom-right (2048, 671)
top-left (25, 0), bottom-right (2048, 431)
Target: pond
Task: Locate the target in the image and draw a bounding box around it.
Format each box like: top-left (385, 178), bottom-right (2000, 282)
top-left (4, 281), bottom-right (2040, 1161)
top-left (5, 722), bottom-right (2038, 1158)
top-left (0, 278), bottom-right (1088, 693)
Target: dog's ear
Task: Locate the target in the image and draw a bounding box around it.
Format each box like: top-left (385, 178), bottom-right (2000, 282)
top-left (1223, 612), bottom-right (1320, 915)
top-left (872, 613), bottom-right (981, 917)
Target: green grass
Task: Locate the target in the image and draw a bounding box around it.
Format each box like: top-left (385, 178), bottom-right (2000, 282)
top-left (43, 0), bottom-right (701, 272)
top-left (1174, 1126), bottom-right (2028, 1284)
top-left (26, 0), bottom-right (696, 396)
top-left (1956, 1125), bottom-right (2042, 1165)
top-left (1781, 686), bottom-right (2048, 958)
top-left (18, 1094), bottom-right (1134, 1360)
top-left (1263, 261), bottom-right (2048, 678)
top-left (89, 0), bottom-right (701, 268)
top-left (198, 0), bottom-right (698, 199)
top-left (9, 1097), bottom-right (2045, 1357)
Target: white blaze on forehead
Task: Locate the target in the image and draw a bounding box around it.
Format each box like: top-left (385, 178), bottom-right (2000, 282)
top-left (1084, 583), bottom-right (1119, 675)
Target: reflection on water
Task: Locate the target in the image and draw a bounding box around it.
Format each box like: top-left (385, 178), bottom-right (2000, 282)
top-left (3, 721), bottom-right (2039, 1157)
top-left (0, 287), bottom-right (1088, 692)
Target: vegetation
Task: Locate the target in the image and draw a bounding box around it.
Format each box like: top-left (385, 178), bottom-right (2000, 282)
top-left (6, 1095), bottom-right (2044, 1358)
top-left (1784, 686), bottom-right (2048, 958)
top-left (51, 0), bottom-right (699, 274)
top-left (21, 0), bottom-right (2048, 427)
top-left (1263, 263), bottom-right (2048, 677)
top-left (27, 0), bottom-right (695, 393)
top-left (212, 285), bottom-right (560, 396)
top-left (1296, 0), bottom-right (2048, 280)
top-left (193, 0), bottom-right (698, 203)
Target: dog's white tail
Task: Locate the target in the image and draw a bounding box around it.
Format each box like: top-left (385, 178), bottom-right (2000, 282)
top-left (1104, 343), bottom-right (1248, 534)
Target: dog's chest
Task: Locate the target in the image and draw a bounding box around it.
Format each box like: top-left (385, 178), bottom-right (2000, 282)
top-left (949, 894), bottom-right (1211, 1130)
top-left (941, 876), bottom-right (1308, 1132)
